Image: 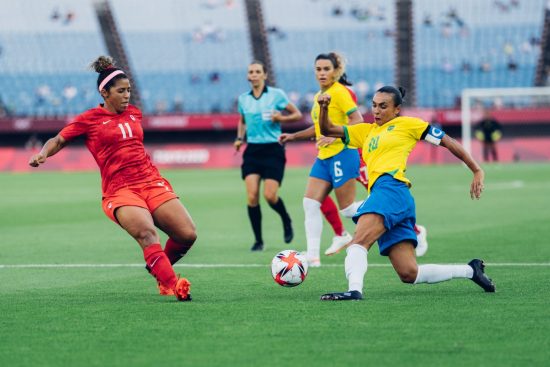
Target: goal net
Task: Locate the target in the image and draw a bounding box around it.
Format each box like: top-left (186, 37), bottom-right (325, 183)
top-left (461, 87), bottom-right (550, 162)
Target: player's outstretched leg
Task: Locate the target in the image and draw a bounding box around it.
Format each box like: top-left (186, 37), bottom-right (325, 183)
top-left (468, 259), bottom-right (496, 292)
top-left (412, 260), bottom-right (495, 292)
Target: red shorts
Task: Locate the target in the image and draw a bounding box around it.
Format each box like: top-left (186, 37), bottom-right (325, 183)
top-left (101, 178), bottom-right (178, 224)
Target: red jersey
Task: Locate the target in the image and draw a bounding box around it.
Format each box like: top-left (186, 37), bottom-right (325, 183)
top-left (60, 104), bottom-right (162, 196)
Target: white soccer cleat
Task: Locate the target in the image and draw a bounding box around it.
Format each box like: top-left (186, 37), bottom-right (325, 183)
top-left (324, 231), bottom-right (353, 256)
top-left (415, 225), bottom-right (428, 257)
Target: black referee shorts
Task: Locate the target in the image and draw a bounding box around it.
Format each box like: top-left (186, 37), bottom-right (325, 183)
top-left (241, 143), bottom-right (286, 184)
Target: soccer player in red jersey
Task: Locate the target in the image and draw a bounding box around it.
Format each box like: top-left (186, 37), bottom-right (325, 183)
top-left (28, 56), bottom-right (194, 301)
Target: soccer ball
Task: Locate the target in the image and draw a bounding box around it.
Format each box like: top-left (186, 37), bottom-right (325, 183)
top-left (271, 250), bottom-right (308, 287)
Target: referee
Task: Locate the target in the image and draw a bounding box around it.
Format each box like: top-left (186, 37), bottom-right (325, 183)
top-left (234, 61), bottom-right (302, 251)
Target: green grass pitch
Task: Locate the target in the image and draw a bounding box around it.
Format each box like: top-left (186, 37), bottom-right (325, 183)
top-left (1, 162), bottom-right (549, 366)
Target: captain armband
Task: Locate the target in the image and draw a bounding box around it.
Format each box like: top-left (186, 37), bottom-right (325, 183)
top-left (424, 125), bottom-right (445, 146)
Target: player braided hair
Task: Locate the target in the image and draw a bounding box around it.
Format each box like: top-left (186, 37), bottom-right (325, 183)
top-left (90, 55), bottom-right (128, 92)
top-left (376, 86), bottom-right (407, 106)
top-left (315, 52), bottom-right (352, 86)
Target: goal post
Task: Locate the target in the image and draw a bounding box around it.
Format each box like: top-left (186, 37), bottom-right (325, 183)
top-left (461, 87), bottom-right (550, 157)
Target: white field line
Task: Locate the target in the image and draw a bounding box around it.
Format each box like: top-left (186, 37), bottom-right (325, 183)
top-left (0, 262), bottom-right (549, 269)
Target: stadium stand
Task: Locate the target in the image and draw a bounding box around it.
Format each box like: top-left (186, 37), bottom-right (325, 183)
top-left (262, 0), bottom-right (395, 110)
top-left (0, 0), bottom-right (107, 117)
top-left (0, 0), bottom-right (546, 116)
top-left (110, 0), bottom-right (252, 114)
top-left (414, 0), bottom-right (545, 107)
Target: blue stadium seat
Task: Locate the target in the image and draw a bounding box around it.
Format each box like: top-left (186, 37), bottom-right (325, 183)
top-left (0, 0), bottom-right (107, 116)
top-left (0, 0), bottom-right (545, 115)
top-left (110, 0), bottom-right (252, 114)
top-left (263, 0), bottom-right (395, 108)
top-left (413, 0), bottom-right (544, 107)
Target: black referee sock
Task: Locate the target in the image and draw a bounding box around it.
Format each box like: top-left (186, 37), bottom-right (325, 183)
top-left (270, 198), bottom-right (294, 243)
top-left (269, 198), bottom-right (292, 225)
top-left (247, 205), bottom-right (263, 244)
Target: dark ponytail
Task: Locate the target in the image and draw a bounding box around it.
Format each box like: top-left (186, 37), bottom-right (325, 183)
top-left (338, 73), bottom-right (352, 86)
top-left (398, 87), bottom-right (406, 99)
top-left (376, 86), bottom-right (406, 106)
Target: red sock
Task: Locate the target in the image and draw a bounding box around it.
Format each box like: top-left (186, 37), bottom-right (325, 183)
top-left (321, 196), bottom-right (344, 236)
top-left (164, 238), bottom-right (192, 265)
top-left (143, 244), bottom-right (178, 289)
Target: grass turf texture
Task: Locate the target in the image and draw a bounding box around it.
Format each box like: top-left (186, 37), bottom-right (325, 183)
top-left (1, 162), bottom-right (549, 366)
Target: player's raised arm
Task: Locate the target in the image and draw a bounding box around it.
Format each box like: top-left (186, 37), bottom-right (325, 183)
top-left (278, 125), bottom-right (316, 144)
top-left (440, 134), bottom-right (485, 200)
top-left (318, 94), bottom-right (345, 138)
top-left (28, 134), bottom-right (67, 167)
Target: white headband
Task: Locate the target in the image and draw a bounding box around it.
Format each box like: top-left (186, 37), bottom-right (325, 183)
top-left (98, 70), bottom-right (124, 92)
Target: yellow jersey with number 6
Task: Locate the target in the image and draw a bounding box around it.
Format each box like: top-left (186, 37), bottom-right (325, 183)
top-left (311, 82), bottom-right (358, 159)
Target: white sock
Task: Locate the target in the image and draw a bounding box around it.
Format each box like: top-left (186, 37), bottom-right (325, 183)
top-left (303, 198), bottom-right (322, 259)
top-left (414, 264), bottom-right (474, 284)
top-left (339, 201), bottom-right (363, 218)
top-left (345, 244), bottom-right (368, 292)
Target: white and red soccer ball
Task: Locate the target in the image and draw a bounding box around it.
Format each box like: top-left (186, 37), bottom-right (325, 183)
top-left (271, 250), bottom-right (308, 287)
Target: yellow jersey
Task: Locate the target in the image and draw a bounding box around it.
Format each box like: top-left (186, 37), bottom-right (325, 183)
top-left (343, 116), bottom-right (435, 191)
top-left (311, 82), bottom-right (358, 159)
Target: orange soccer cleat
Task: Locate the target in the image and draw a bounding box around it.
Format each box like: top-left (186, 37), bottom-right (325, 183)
top-left (174, 276), bottom-right (192, 301)
top-left (157, 281), bottom-right (175, 296)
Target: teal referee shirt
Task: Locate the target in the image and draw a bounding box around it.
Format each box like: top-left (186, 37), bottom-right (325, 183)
top-left (238, 86), bottom-right (290, 143)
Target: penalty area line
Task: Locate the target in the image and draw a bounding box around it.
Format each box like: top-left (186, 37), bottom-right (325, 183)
top-left (0, 263), bottom-right (549, 269)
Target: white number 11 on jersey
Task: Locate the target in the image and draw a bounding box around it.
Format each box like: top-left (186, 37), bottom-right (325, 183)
top-left (118, 123), bottom-right (133, 139)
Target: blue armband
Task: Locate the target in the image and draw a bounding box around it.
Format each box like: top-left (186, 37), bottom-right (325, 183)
top-left (424, 126), bottom-right (445, 145)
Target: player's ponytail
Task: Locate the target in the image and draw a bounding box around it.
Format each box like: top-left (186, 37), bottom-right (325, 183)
top-left (90, 55), bottom-right (127, 92)
top-left (377, 86), bottom-right (406, 106)
top-left (338, 73), bottom-right (352, 87)
top-left (90, 55), bottom-right (115, 73)
top-left (398, 86), bottom-right (407, 100)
